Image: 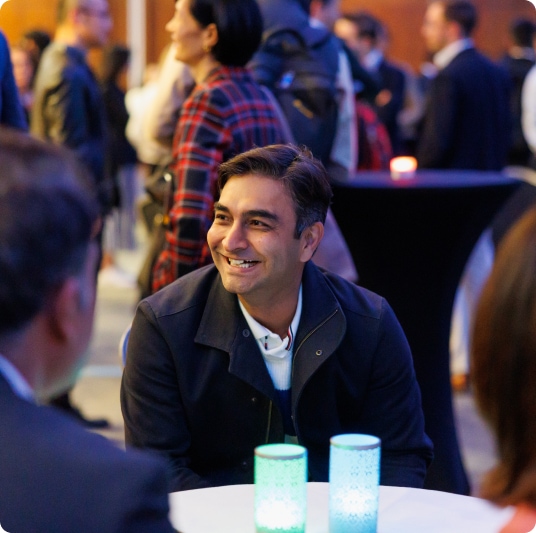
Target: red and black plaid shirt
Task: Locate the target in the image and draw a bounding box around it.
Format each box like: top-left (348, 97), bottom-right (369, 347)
top-left (151, 66), bottom-right (287, 293)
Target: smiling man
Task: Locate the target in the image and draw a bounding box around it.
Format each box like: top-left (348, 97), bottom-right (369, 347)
top-left (121, 144), bottom-right (433, 492)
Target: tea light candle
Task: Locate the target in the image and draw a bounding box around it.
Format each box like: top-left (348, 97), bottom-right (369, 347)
top-left (329, 434), bottom-right (381, 533)
top-left (390, 156), bottom-right (417, 179)
top-left (254, 443), bottom-right (307, 533)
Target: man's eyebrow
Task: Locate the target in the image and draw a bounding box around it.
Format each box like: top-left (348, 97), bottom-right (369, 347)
top-left (244, 209), bottom-right (279, 222)
top-left (213, 202), bottom-right (230, 213)
top-left (213, 203), bottom-right (279, 222)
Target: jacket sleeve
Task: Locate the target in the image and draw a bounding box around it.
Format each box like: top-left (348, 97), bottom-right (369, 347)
top-left (121, 300), bottom-right (213, 492)
top-left (416, 72), bottom-right (457, 169)
top-left (117, 453), bottom-right (177, 533)
top-left (42, 68), bottom-right (104, 179)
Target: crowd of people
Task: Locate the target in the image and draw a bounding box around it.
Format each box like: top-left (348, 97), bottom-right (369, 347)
top-left (2, 0), bottom-right (536, 531)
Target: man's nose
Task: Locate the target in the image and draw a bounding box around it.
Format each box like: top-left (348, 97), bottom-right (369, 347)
top-left (222, 222), bottom-right (247, 251)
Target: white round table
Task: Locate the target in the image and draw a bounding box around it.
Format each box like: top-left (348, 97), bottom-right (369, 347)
top-left (169, 482), bottom-right (514, 532)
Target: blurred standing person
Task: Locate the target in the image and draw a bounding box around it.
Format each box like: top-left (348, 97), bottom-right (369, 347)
top-left (99, 44), bottom-right (138, 287)
top-left (150, 0), bottom-right (288, 293)
top-left (250, 0), bottom-right (356, 180)
top-left (0, 128), bottom-right (175, 533)
top-left (31, 0), bottom-right (113, 428)
top-left (141, 44), bottom-right (194, 160)
top-left (10, 45), bottom-right (35, 123)
top-left (471, 206), bottom-right (536, 532)
top-left (125, 47), bottom-right (193, 171)
top-left (417, 0), bottom-right (510, 170)
top-left (0, 31), bottom-right (27, 129)
top-left (499, 18), bottom-right (535, 167)
top-left (20, 29), bottom-right (51, 73)
top-left (334, 11), bottom-right (406, 155)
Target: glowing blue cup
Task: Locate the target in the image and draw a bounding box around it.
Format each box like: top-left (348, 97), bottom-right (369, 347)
top-left (329, 434), bottom-right (381, 533)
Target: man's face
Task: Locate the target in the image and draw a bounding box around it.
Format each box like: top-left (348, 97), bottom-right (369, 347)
top-left (207, 174), bottom-right (313, 310)
top-left (421, 2), bottom-right (450, 54)
top-left (313, 0), bottom-right (341, 31)
top-left (78, 0), bottom-right (112, 49)
top-left (334, 18), bottom-right (371, 59)
top-left (10, 48), bottom-right (33, 91)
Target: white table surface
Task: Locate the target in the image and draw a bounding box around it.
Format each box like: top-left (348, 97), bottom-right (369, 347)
top-left (169, 482), bottom-right (515, 533)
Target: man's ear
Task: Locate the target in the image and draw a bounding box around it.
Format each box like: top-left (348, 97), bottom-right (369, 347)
top-left (299, 221), bottom-right (324, 263)
top-left (46, 278), bottom-right (82, 343)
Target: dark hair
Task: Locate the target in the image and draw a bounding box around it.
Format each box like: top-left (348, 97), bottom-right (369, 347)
top-left (510, 18), bottom-right (536, 48)
top-left (100, 44), bottom-right (130, 84)
top-left (217, 144), bottom-right (333, 238)
top-left (342, 11), bottom-right (381, 42)
top-left (22, 29), bottom-right (51, 55)
top-left (472, 205), bottom-right (536, 507)
top-left (0, 128), bottom-right (99, 337)
top-left (189, 0), bottom-right (263, 67)
top-left (442, 0), bottom-right (477, 37)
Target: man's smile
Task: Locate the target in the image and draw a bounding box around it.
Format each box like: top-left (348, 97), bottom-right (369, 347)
top-left (227, 257), bottom-right (260, 268)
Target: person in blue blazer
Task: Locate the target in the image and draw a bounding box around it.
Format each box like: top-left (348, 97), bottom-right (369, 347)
top-left (0, 128), bottom-right (175, 533)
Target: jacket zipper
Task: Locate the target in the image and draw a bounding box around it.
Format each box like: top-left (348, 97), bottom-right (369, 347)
top-left (263, 309), bottom-right (340, 443)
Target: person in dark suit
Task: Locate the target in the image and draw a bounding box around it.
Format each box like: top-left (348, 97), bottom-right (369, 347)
top-left (416, 0), bottom-right (511, 170)
top-left (0, 128), bottom-right (175, 533)
top-left (499, 18), bottom-right (536, 167)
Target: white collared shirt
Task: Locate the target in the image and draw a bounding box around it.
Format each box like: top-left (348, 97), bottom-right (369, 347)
top-left (362, 49), bottom-right (384, 72)
top-left (238, 287), bottom-right (303, 391)
top-left (433, 38), bottom-right (474, 70)
top-left (0, 353), bottom-right (34, 402)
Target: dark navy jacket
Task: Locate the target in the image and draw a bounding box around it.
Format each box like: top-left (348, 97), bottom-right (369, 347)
top-left (0, 376), bottom-right (174, 533)
top-left (122, 262), bottom-right (433, 492)
top-left (417, 47), bottom-right (511, 170)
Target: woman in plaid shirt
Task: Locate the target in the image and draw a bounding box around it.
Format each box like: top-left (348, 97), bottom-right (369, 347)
top-left (151, 0), bottom-right (288, 292)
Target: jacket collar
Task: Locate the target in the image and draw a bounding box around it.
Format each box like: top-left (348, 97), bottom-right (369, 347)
top-left (194, 262), bottom-right (346, 401)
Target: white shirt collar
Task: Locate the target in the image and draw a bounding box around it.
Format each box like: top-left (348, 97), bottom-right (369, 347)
top-left (433, 38), bottom-right (474, 70)
top-left (363, 49), bottom-right (384, 72)
top-left (0, 353), bottom-right (35, 402)
top-left (239, 286), bottom-right (303, 357)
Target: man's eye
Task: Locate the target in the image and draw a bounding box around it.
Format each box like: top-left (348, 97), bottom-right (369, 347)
top-left (214, 213), bottom-right (229, 221)
top-left (250, 219), bottom-right (269, 228)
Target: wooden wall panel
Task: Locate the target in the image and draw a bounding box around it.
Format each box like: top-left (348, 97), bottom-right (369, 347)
top-left (1, 0), bottom-right (535, 75)
top-left (0, 0), bottom-right (126, 76)
top-left (341, 0), bottom-right (536, 71)
top-left (0, 0), bottom-right (126, 45)
top-left (145, 0), bottom-right (175, 65)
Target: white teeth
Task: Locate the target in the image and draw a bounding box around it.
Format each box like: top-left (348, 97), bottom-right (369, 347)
top-left (228, 259), bottom-right (256, 268)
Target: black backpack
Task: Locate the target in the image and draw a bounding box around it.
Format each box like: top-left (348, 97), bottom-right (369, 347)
top-left (250, 26), bottom-right (340, 166)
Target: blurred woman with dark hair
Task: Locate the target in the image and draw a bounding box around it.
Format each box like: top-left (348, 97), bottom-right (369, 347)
top-left (150, 0), bottom-right (288, 293)
top-left (472, 205), bottom-right (536, 532)
top-left (99, 44), bottom-right (139, 287)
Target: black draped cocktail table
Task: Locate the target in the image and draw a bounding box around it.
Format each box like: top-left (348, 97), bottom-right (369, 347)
top-left (331, 170), bottom-right (520, 495)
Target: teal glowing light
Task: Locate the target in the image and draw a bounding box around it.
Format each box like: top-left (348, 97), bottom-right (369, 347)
top-left (254, 444), bottom-right (307, 533)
